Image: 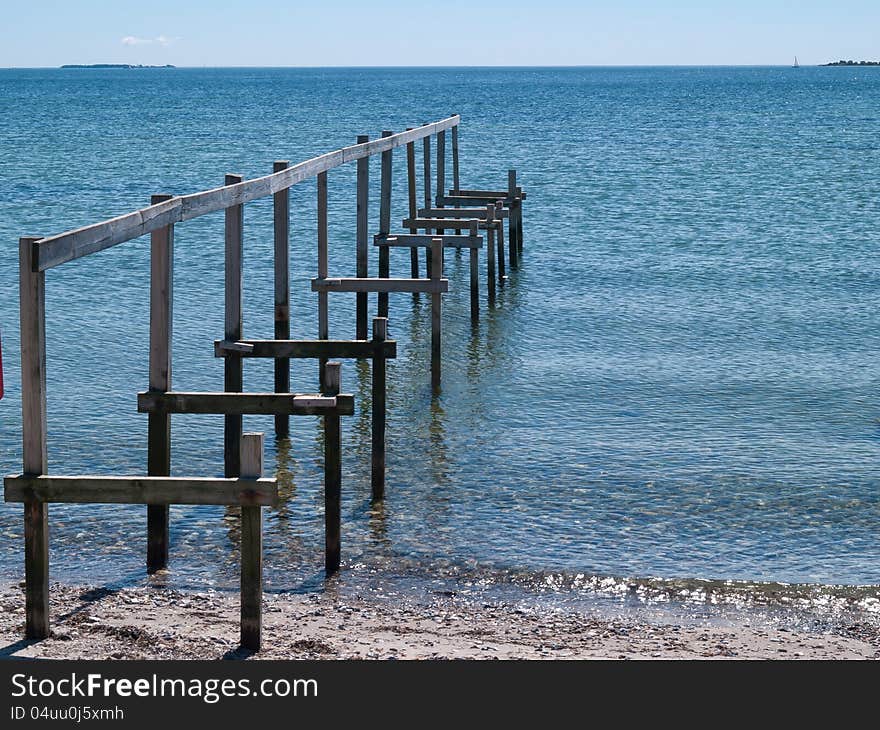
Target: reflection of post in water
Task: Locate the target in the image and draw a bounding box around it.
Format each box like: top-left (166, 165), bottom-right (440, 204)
top-left (466, 317), bottom-right (482, 383)
top-left (428, 394), bottom-right (450, 490)
top-left (271, 435), bottom-right (298, 529)
top-left (368, 498), bottom-right (391, 553)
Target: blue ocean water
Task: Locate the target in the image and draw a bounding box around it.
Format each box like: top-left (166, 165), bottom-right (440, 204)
top-left (0, 67), bottom-right (878, 598)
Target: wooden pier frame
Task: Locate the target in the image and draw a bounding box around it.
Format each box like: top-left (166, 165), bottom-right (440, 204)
top-left (214, 318), bottom-right (395, 496)
top-left (322, 363), bottom-right (342, 574)
top-left (273, 161), bottom-right (291, 438)
top-left (147, 193), bottom-right (174, 573)
top-left (378, 131), bottom-right (393, 319)
top-left (9, 113), bottom-right (530, 647)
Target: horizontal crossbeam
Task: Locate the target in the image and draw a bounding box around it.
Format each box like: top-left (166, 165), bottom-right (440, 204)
top-left (215, 339), bottom-right (396, 359)
top-left (374, 233), bottom-right (482, 249)
top-left (4, 475), bottom-right (278, 507)
top-left (399, 219), bottom-right (497, 232)
top-left (439, 194), bottom-right (523, 206)
top-left (418, 207), bottom-right (509, 220)
top-left (138, 391), bottom-right (355, 416)
top-left (311, 277), bottom-right (448, 294)
top-left (448, 188), bottom-right (526, 200)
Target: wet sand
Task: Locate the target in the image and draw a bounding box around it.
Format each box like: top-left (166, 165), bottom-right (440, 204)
top-left (1, 582), bottom-right (878, 660)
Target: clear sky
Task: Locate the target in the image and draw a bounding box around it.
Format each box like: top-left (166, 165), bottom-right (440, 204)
top-left (2, 0), bottom-right (878, 68)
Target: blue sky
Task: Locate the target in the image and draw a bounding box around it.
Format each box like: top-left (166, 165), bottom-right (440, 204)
top-left (2, 1), bottom-right (878, 67)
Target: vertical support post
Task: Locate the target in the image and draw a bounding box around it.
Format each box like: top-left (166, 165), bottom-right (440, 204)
top-left (406, 129), bottom-right (419, 278)
top-left (451, 122), bottom-right (460, 194)
top-left (356, 135), bottom-right (369, 340)
top-left (436, 130), bottom-right (446, 206)
top-left (371, 317), bottom-right (387, 501)
top-left (430, 237), bottom-right (443, 393)
top-left (515, 196), bottom-right (523, 254)
top-left (240, 432), bottom-right (264, 651)
top-left (224, 173), bottom-right (244, 478)
top-left (422, 132), bottom-right (433, 277)
top-left (496, 200), bottom-right (507, 280)
top-left (322, 362), bottom-right (342, 575)
top-left (378, 130), bottom-right (393, 319)
top-left (20, 236), bottom-right (48, 640)
top-left (273, 161), bottom-right (290, 438)
top-left (469, 220), bottom-right (479, 320)
top-left (147, 194), bottom-right (174, 573)
top-left (317, 171), bottom-right (329, 389)
top-left (507, 172), bottom-right (519, 268)
top-left (486, 205), bottom-right (496, 301)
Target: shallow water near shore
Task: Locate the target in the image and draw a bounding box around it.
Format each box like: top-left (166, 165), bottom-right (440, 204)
top-left (1, 67), bottom-right (879, 617)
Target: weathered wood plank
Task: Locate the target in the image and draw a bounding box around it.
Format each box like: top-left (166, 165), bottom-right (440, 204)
top-left (224, 174), bottom-right (244, 478)
top-left (374, 233), bottom-right (482, 249)
top-left (240, 432), bottom-right (264, 650)
top-left (311, 277), bottom-right (449, 294)
top-left (448, 188), bottom-right (526, 200)
top-left (378, 130), bottom-right (393, 318)
top-left (451, 123), bottom-right (460, 194)
top-left (138, 391), bottom-right (355, 416)
top-left (423, 132), bottom-right (433, 277)
top-left (317, 170), bottom-right (329, 388)
top-left (402, 218), bottom-right (497, 231)
top-left (406, 129), bottom-right (419, 278)
top-left (418, 207), bottom-right (509, 220)
top-left (371, 318), bottom-right (387, 501)
top-left (4, 475), bottom-right (278, 507)
top-left (356, 134), bottom-right (369, 340)
top-left (322, 363), bottom-right (341, 575)
top-left (273, 161), bottom-right (291, 438)
top-left (431, 238), bottom-right (443, 392)
top-left (496, 201), bottom-right (507, 280)
top-left (33, 117), bottom-right (461, 272)
top-left (147, 194), bottom-right (174, 573)
top-left (468, 220), bottom-right (479, 319)
top-left (215, 339), bottom-right (396, 360)
top-left (19, 236), bottom-right (49, 640)
top-left (486, 205), bottom-right (496, 299)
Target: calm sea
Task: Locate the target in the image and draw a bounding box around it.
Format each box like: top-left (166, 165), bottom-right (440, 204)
top-left (1, 67), bottom-right (878, 613)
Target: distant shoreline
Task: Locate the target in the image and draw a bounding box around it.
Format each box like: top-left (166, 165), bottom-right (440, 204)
top-left (821, 60), bottom-right (880, 67)
top-left (60, 64), bottom-right (175, 69)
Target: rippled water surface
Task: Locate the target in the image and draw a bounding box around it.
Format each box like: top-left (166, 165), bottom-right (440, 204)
top-left (1, 67), bottom-right (878, 601)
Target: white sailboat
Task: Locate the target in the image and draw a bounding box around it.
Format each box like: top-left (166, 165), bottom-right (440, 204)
top-left (793, 56), bottom-right (800, 68)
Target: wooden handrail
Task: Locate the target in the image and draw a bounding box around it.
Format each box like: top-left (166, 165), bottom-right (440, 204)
top-left (31, 115), bottom-right (461, 272)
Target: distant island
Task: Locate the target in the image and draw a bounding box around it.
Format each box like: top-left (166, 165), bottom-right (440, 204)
top-left (822, 60), bottom-right (880, 67)
top-left (60, 64), bottom-right (175, 69)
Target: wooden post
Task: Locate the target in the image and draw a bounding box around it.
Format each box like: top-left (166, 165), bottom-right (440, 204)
top-left (430, 237), bottom-right (442, 393)
top-left (378, 131), bottom-right (393, 318)
top-left (371, 317), bottom-right (387, 501)
top-left (496, 201), bottom-right (506, 280)
top-left (469, 219), bottom-right (479, 320)
top-left (240, 432), bottom-right (264, 651)
top-left (507, 175), bottom-right (519, 268)
top-left (20, 236), bottom-right (49, 640)
top-left (422, 132), bottom-right (433, 277)
top-left (147, 194), bottom-right (174, 573)
top-left (356, 135), bottom-right (369, 340)
top-left (436, 130), bottom-right (446, 207)
top-left (317, 171), bottom-right (329, 390)
top-left (224, 174), bottom-right (244, 478)
top-left (322, 362), bottom-right (342, 574)
top-left (515, 196), bottom-right (523, 254)
top-left (486, 205), bottom-right (496, 300)
top-left (451, 122), bottom-right (460, 194)
top-left (406, 130), bottom-right (419, 278)
top-left (273, 161), bottom-right (290, 438)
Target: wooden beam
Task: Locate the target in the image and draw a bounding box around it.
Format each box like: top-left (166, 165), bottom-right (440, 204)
top-left (311, 277), bottom-right (448, 294)
top-left (496, 201), bottom-right (507, 280)
top-left (19, 237), bottom-right (48, 640)
top-left (486, 205), bottom-right (496, 300)
top-left (4, 475), bottom-right (278, 507)
top-left (356, 134), bottom-right (369, 340)
top-left (224, 174), bottom-right (244, 478)
top-left (451, 122), bottom-right (460, 194)
top-left (371, 318), bottom-right (387, 501)
top-left (240, 432), bottom-right (264, 651)
top-left (436, 130), bottom-right (446, 208)
top-left (322, 363), bottom-right (341, 575)
top-left (138, 391), bottom-right (355, 416)
top-left (448, 188), bottom-right (526, 200)
top-left (317, 170), bottom-right (329, 387)
top-left (378, 130), bottom-right (393, 318)
top-left (406, 129), bottom-right (419, 278)
top-left (401, 218), bottom-right (496, 231)
top-left (147, 194), bottom-right (174, 573)
top-left (468, 220), bottom-right (479, 320)
top-left (418, 207), bottom-right (509, 220)
top-left (273, 161), bottom-right (291, 438)
top-left (374, 234), bottom-right (482, 249)
top-left (431, 237), bottom-right (443, 392)
top-left (32, 116), bottom-right (461, 272)
top-left (422, 132), bottom-right (432, 277)
top-left (215, 339), bottom-right (396, 360)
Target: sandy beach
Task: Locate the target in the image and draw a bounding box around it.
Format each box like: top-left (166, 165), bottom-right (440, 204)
top-left (1, 582), bottom-right (877, 660)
